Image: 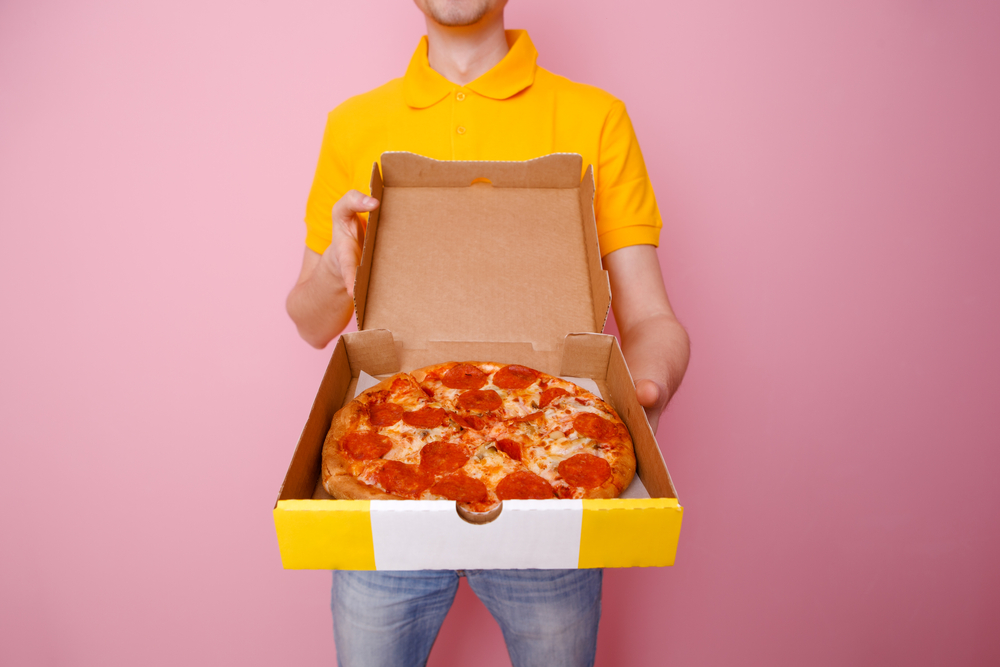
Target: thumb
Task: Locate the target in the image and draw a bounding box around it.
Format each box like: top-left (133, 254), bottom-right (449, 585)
top-left (334, 190), bottom-right (379, 229)
top-left (635, 379), bottom-right (663, 408)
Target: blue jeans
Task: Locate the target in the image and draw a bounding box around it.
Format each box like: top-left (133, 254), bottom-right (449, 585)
top-left (332, 569), bottom-right (602, 667)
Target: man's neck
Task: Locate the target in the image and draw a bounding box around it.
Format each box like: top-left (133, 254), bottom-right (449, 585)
top-left (424, 12), bottom-right (509, 86)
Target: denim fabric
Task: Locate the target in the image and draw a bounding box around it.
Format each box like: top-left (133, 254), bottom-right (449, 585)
top-left (332, 569), bottom-right (602, 667)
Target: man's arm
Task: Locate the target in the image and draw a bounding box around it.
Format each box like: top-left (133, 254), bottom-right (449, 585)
top-left (286, 190), bottom-right (379, 348)
top-left (603, 244), bottom-right (690, 432)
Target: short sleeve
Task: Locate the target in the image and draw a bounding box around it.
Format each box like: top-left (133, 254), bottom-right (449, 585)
top-left (594, 100), bottom-right (662, 256)
top-left (303, 110), bottom-right (353, 254)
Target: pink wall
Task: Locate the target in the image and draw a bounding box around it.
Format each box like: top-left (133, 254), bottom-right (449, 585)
top-left (2, 1), bottom-right (998, 665)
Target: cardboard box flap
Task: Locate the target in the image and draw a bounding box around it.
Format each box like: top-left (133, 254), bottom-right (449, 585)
top-left (352, 162), bottom-right (384, 330)
top-left (356, 153), bottom-right (611, 353)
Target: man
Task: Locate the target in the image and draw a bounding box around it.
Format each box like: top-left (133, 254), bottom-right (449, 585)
top-left (286, 1), bottom-right (690, 665)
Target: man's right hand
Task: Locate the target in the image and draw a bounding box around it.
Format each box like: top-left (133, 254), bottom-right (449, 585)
top-left (325, 190), bottom-right (380, 298)
top-left (286, 190), bottom-right (380, 348)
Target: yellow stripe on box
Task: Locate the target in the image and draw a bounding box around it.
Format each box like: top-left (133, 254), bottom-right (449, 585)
top-left (578, 498), bottom-right (683, 568)
top-left (274, 500), bottom-right (376, 570)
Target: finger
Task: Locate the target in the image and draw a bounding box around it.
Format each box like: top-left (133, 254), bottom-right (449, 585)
top-left (341, 258), bottom-right (358, 298)
top-left (635, 379), bottom-right (662, 408)
top-left (332, 190), bottom-right (379, 225)
top-left (338, 243), bottom-right (362, 299)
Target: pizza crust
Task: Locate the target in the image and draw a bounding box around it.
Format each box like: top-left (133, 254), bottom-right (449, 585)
top-left (569, 406), bottom-right (636, 500)
top-left (322, 374), bottom-right (411, 501)
top-left (585, 445), bottom-right (636, 500)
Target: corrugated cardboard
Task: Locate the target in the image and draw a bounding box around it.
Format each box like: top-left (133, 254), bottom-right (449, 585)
top-left (274, 153), bottom-right (683, 569)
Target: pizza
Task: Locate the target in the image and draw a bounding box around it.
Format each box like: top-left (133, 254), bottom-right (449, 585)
top-left (321, 361), bottom-right (635, 513)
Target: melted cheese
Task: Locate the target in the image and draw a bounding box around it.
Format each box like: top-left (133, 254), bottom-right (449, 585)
top-left (349, 363), bottom-right (625, 504)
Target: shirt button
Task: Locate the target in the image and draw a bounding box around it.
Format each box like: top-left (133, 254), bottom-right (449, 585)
top-left (456, 91), bottom-right (466, 101)
top-left (456, 126), bottom-right (466, 135)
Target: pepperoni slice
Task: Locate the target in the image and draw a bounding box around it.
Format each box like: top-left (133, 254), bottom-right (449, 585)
top-left (450, 413), bottom-right (486, 431)
top-left (495, 439), bottom-right (522, 462)
top-left (457, 389), bottom-right (502, 412)
top-left (341, 432), bottom-right (391, 460)
top-left (558, 453), bottom-right (612, 489)
top-left (430, 472), bottom-right (488, 503)
top-left (389, 376), bottom-right (413, 393)
top-left (442, 364), bottom-right (488, 389)
top-left (369, 402), bottom-right (404, 426)
top-left (496, 471), bottom-right (555, 500)
top-left (419, 441), bottom-right (469, 474)
top-left (403, 406), bottom-right (448, 428)
top-left (511, 411), bottom-right (543, 424)
top-left (573, 412), bottom-right (619, 442)
top-left (377, 460), bottom-right (434, 497)
top-left (539, 387), bottom-right (569, 408)
top-left (492, 365), bottom-right (539, 389)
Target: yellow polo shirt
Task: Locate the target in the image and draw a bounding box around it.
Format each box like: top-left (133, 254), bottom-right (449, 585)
top-left (305, 30), bottom-right (662, 257)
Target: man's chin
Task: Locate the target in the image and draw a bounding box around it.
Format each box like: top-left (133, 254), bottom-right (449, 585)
top-left (425, 0), bottom-right (493, 27)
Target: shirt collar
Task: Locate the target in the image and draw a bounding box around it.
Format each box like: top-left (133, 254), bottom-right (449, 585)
top-left (403, 29), bottom-right (538, 109)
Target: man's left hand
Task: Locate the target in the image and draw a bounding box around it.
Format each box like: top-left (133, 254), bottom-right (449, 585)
top-left (603, 245), bottom-right (690, 438)
top-left (635, 378), bottom-right (669, 433)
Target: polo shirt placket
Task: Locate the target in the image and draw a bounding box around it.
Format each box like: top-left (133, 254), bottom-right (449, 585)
top-left (452, 88), bottom-right (469, 160)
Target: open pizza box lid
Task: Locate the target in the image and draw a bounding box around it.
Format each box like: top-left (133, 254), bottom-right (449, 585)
top-left (353, 152), bottom-right (610, 360)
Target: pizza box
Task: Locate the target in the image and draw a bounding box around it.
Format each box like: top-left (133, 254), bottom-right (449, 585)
top-left (274, 152), bottom-right (683, 570)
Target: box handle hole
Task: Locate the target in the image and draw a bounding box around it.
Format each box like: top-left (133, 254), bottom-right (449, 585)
top-left (456, 501), bottom-right (503, 525)
top-left (470, 177), bottom-right (493, 187)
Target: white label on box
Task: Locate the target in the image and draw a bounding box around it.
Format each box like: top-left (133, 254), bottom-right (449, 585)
top-left (370, 499), bottom-right (583, 570)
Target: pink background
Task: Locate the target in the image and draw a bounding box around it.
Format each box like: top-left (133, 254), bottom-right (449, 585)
top-left (2, 0), bottom-right (999, 665)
